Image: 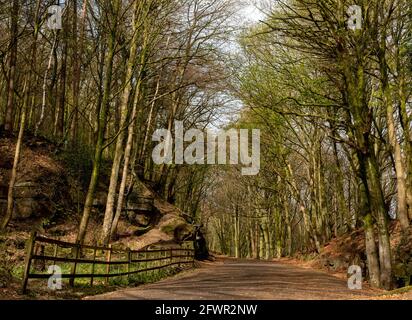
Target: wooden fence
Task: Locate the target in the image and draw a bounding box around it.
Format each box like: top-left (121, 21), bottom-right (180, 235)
top-left (22, 231), bottom-right (195, 293)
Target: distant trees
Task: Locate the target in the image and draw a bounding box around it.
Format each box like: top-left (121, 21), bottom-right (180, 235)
top-left (202, 0), bottom-right (411, 289)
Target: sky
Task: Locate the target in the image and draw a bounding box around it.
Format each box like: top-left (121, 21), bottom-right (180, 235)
top-left (240, 2), bottom-right (266, 24)
top-left (208, 1), bottom-right (267, 130)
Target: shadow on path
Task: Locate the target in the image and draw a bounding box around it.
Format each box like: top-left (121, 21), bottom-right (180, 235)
top-left (86, 258), bottom-right (380, 300)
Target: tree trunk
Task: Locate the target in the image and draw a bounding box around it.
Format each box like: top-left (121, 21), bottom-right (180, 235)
top-left (102, 0), bottom-right (142, 244)
top-left (76, 0), bottom-right (120, 244)
top-left (364, 214), bottom-right (381, 288)
top-left (366, 154), bottom-right (392, 289)
top-left (333, 141), bottom-right (349, 234)
top-left (284, 198), bottom-right (292, 256)
top-left (386, 93), bottom-right (409, 231)
top-left (379, 43), bottom-right (410, 231)
top-left (35, 33), bottom-right (58, 136)
top-left (110, 78), bottom-right (142, 240)
top-left (233, 205), bottom-right (240, 258)
top-left (71, 0), bottom-right (88, 143)
top-left (1, 77), bottom-right (28, 230)
top-left (258, 225), bottom-right (264, 260)
top-left (55, 25), bottom-right (68, 139)
top-left (4, 0), bottom-right (19, 132)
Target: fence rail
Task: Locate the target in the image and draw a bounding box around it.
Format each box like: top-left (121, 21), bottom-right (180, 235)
top-left (22, 231), bottom-right (195, 293)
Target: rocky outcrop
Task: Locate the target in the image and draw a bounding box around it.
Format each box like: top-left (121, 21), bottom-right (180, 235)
top-left (113, 180), bottom-right (196, 250)
top-left (0, 137), bottom-right (71, 224)
top-left (393, 231), bottom-right (412, 287)
top-left (312, 222), bottom-right (412, 288)
top-left (0, 135), bottom-right (197, 254)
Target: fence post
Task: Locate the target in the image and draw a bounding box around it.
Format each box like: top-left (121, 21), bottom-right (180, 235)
top-left (178, 248), bottom-right (182, 269)
top-left (106, 244), bottom-right (112, 285)
top-left (145, 247), bottom-right (150, 278)
top-left (21, 231), bottom-right (37, 294)
top-left (154, 251), bottom-right (158, 280)
top-left (69, 241), bottom-right (80, 287)
top-left (52, 243), bottom-right (58, 266)
top-left (127, 247), bottom-right (131, 283)
top-left (90, 243), bottom-right (97, 287)
top-left (148, 248), bottom-right (153, 279)
top-left (192, 246), bottom-right (195, 268)
top-left (162, 250), bottom-right (166, 268)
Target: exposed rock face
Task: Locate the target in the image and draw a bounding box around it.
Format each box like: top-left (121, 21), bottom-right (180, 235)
top-left (393, 231), bottom-right (412, 287)
top-left (0, 182), bottom-right (47, 219)
top-left (128, 212), bottom-right (151, 227)
top-left (0, 135), bottom-right (199, 254)
top-left (0, 137), bottom-right (71, 223)
top-left (174, 222), bottom-right (195, 242)
top-left (92, 190), bottom-right (107, 209)
top-left (125, 194), bottom-right (155, 228)
top-left (311, 222), bottom-right (412, 288)
top-left (160, 215), bottom-right (195, 241)
top-left (87, 178), bottom-right (196, 250)
top-left (115, 182), bottom-right (196, 250)
top-left (313, 229), bottom-right (367, 276)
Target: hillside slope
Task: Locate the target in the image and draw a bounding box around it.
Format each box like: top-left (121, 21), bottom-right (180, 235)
top-left (0, 135), bottom-right (196, 295)
top-left (306, 222), bottom-right (412, 288)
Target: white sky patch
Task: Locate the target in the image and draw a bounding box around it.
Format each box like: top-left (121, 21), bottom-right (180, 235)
top-left (207, 1), bottom-right (267, 131)
top-left (240, 2), bottom-right (265, 24)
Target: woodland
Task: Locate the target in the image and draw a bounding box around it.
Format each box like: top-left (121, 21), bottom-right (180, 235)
top-left (0, 0), bottom-right (412, 295)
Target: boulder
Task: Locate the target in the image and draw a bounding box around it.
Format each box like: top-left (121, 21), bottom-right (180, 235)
top-left (92, 191), bottom-right (107, 208)
top-left (0, 136), bottom-right (73, 225)
top-left (13, 198), bottom-right (41, 219)
top-left (174, 223), bottom-right (195, 242)
top-left (127, 212), bottom-right (151, 227)
top-left (14, 182), bottom-right (38, 199)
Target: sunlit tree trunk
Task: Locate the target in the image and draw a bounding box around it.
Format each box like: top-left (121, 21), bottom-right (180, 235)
top-left (377, 32), bottom-right (410, 231)
top-left (77, 0), bottom-right (120, 244)
top-left (102, 0), bottom-right (143, 244)
top-left (110, 77), bottom-right (142, 239)
top-left (284, 198), bottom-right (292, 256)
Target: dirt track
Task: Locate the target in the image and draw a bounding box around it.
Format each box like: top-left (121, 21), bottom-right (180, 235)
top-left (86, 258), bottom-right (385, 300)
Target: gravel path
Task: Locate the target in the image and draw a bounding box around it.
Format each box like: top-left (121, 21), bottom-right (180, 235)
top-left (86, 258), bottom-right (383, 300)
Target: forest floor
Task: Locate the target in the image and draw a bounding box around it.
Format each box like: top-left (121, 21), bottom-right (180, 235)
top-left (86, 257), bottom-right (411, 300)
